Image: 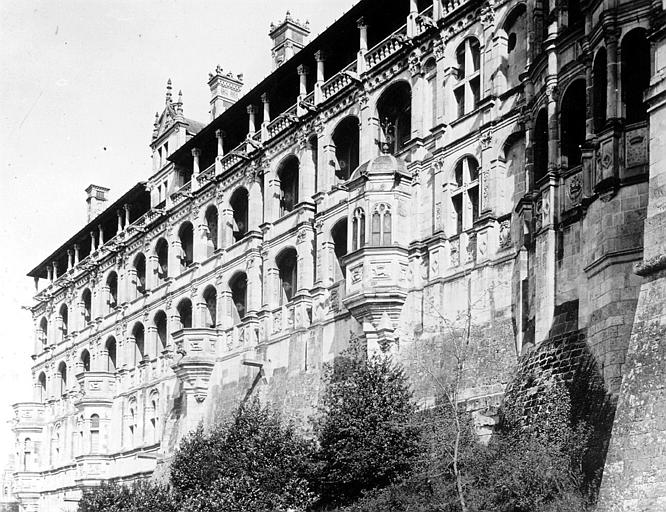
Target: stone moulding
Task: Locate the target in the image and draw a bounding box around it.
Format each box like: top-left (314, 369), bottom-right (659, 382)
top-left (634, 253), bottom-right (666, 277)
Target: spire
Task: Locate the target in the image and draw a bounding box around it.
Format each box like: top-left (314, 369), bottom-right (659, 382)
top-left (176, 90), bottom-right (184, 115)
top-left (165, 78), bottom-right (173, 104)
top-left (152, 111), bottom-right (159, 139)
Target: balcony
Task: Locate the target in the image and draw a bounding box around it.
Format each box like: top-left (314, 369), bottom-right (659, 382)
top-left (74, 372), bottom-right (116, 406)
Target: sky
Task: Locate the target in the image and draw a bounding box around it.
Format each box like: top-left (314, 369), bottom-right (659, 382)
top-left (0, 0), bottom-right (357, 467)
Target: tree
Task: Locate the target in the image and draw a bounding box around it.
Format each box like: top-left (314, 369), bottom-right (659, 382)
top-left (170, 397), bottom-right (316, 512)
top-left (77, 481), bottom-right (176, 512)
top-left (314, 352), bottom-right (421, 507)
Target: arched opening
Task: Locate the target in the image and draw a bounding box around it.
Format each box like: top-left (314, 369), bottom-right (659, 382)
top-left (148, 396), bottom-right (159, 444)
top-left (451, 156), bottom-right (480, 234)
top-left (132, 323), bottom-right (145, 364)
top-left (80, 349), bottom-right (90, 372)
top-left (39, 317), bottom-right (48, 346)
top-left (57, 362), bottom-right (67, 396)
top-left (352, 208), bottom-right (366, 251)
top-left (503, 4), bottom-right (527, 91)
top-left (593, 48), bottom-right (607, 132)
top-left (105, 337), bottom-right (117, 372)
top-left (230, 188), bottom-right (249, 242)
top-left (276, 248), bottom-right (298, 304)
top-left (155, 238), bottom-right (169, 282)
top-left (278, 156), bottom-right (300, 215)
top-left (178, 222), bottom-right (194, 269)
top-left (333, 116), bottom-right (360, 181)
top-left (533, 109), bottom-right (549, 185)
top-left (106, 272), bottom-right (118, 310)
top-left (133, 253), bottom-right (146, 295)
top-left (23, 438), bottom-right (32, 471)
top-left (38, 372), bottom-right (46, 403)
top-left (622, 28), bottom-right (650, 124)
top-left (177, 298), bottom-right (193, 329)
top-left (59, 304), bottom-right (68, 338)
top-left (128, 404), bottom-right (136, 447)
top-left (377, 81), bottom-right (412, 154)
top-left (561, 79), bottom-right (587, 168)
top-left (203, 286), bottom-right (217, 328)
top-left (90, 414), bottom-right (100, 453)
top-left (82, 289), bottom-right (92, 324)
top-left (205, 205), bottom-right (219, 253)
top-left (229, 272), bottom-right (248, 323)
top-left (331, 219), bottom-right (348, 280)
top-left (154, 310), bottom-right (168, 353)
top-left (454, 37), bottom-right (481, 118)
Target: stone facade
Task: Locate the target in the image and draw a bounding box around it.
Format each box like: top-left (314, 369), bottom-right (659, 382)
top-left (7, 0), bottom-right (665, 511)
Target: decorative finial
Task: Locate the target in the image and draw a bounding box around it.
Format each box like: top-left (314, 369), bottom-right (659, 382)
top-left (153, 112), bottom-right (159, 126)
top-left (166, 78), bottom-right (173, 104)
top-left (286, 10), bottom-right (292, 21)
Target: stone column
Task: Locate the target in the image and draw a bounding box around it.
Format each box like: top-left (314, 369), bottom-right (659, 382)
top-left (407, 0), bottom-right (418, 37)
top-left (247, 105), bottom-right (257, 135)
top-left (169, 238), bottom-right (182, 278)
top-left (357, 18), bottom-right (368, 73)
top-left (605, 30), bottom-right (620, 120)
top-left (410, 53), bottom-right (425, 139)
top-left (264, 167), bottom-right (281, 223)
top-left (261, 93), bottom-right (270, 142)
top-left (98, 224), bottom-right (104, 247)
top-left (296, 226), bottom-right (315, 294)
top-left (191, 148), bottom-right (201, 192)
top-left (126, 267), bottom-right (138, 303)
top-left (314, 51), bottom-right (326, 105)
top-left (194, 220), bottom-right (209, 263)
top-left (220, 194), bottom-right (235, 248)
top-left (218, 289), bottom-right (234, 328)
top-left (90, 231), bottom-right (97, 253)
top-left (116, 210), bottom-right (123, 234)
top-left (297, 65), bottom-right (309, 116)
top-left (299, 138), bottom-right (316, 203)
top-left (215, 130), bottom-right (225, 174)
top-left (67, 250), bottom-right (73, 272)
top-left (246, 255), bottom-right (262, 315)
top-left (248, 177), bottom-right (263, 231)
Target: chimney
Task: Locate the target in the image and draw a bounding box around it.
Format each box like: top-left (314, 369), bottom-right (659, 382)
top-left (269, 11), bottom-right (310, 70)
top-left (85, 184), bottom-right (110, 222)
top-left (208, 66), bottom-right (244, 120)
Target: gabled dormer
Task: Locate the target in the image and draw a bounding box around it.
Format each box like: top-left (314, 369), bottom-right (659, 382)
top-left (149, 80), bottom-right (205, 208)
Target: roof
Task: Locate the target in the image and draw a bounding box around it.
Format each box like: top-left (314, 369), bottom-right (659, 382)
top-left (169, 0), bottom-right (411, 169)
top-left (28, 183), bottom-right (151, 279)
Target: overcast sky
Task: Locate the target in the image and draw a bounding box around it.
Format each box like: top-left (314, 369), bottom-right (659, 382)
top-left (0, 0), bottom-right (357, 467)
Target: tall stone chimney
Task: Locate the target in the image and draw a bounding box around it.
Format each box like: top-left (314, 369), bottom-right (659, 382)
top-left (85, 184), bottom-right (110, 222)
top-left (208, 66), bottom-right (244, 120)
top-left (269, 11), bottom-right (310, 70)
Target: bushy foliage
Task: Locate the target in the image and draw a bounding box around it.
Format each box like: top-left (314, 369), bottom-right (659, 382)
top-left (314, 353), bottom-right (420, 506)
top-left (78, 481), bottom-right (176, 512)
top-left (171, 397), bottom-right (316, 512)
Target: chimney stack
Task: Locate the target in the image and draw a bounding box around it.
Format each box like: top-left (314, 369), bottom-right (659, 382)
top-left (208, 66), bottom-right (244, 121)
top-left (269, 11), bottom-right (310, 70)
top-left (85, 184), bottom-right (110, 222)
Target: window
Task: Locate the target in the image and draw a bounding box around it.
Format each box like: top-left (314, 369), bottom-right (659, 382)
top-left (370, 204), bottom-right (392, 245)
top-left (38, 372), bottom-right (46, 403)
top-left (82, 289), bottom-right (92, 324)
top-left (154, 311), bottom-right (168, 354)
top-left (533, 109), bottom-right (549, 185)
top-left (59, 304), bottom-right (68, 338)
top-left (451, 156), bottom-right (480, 234)
top-left (205, 205), bottom-right (219, 253)
top-left (177, 299), bottom-right (193, 329)
top-left (230, 273), bottom-right (247, 322)
top-left (80, 349), bottom-right (90, 372)
top-left (38, 317), bottom-right (48, 346)
top-left (203, 286), bottom-right (217, 328)
top-left (377, 81), bottom-right (412, 154)
top-left (621, 28), bottom-right (650, 124)
top-left (134, 254), bottom-right (146, 295)
top-left (106, 272), bottom-right (118, 310)
top-left (333, 117), bottom-right (360, 181)
top-left (352, 208), bottom-right (366, 251)
top-left (276, 248), bottom-right (298, 304)
top-left (57, 362), bottom-right (67, 396)
top-left (331, 219), bottom-right (348, 280)
top-left (128, 405), bottom-right (136, 447)
top-left (155, 238), bottom-right (169, 282)
top-left (132, 323), bottom-right (145, 365)
top-left (561, 79), bottom-right (587, 168)
top-left (90, 414), bottom-right (100, 453)
top-left (453, 38), bottom-right (481, 118)
top-left (230, 188), bottom-right (249, 242)
top-left (593, 48), bottom-right (607, 132)
top-left (148, 398), bottom-right (159, 444)
top-left (105, 337), bottom-right (117, 372)
top-left (278, 157), bottom-right (299, 215)
top-left (178, 222), bottom-right (194, 268)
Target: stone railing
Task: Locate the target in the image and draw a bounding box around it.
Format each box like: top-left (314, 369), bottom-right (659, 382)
top-left (321, 61), bottom-right (358, 102)
top-left (365, 25), bottom-right (407, 69)
top-left (267, 103), bottom-right (299, 139)
top-left (218, 139), bottom-right (251, 174)
top-left (197, 162), bottom-right (216, 185)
